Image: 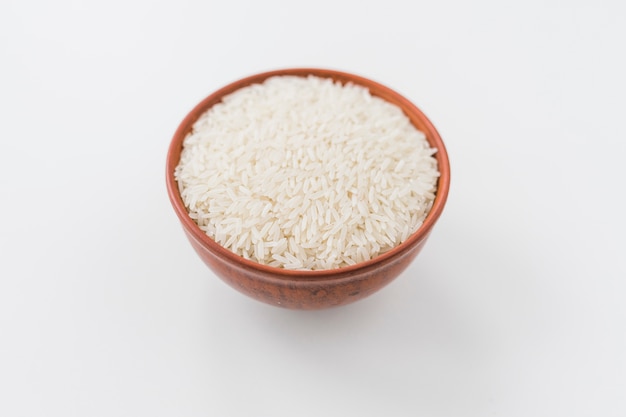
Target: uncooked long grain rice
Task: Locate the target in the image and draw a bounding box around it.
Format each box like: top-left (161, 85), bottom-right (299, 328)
top-left (175, 75), bottom-right (439, 270)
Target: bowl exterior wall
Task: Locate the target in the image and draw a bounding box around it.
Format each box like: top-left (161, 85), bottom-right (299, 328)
top-left (183, 227), bottom-right (430, 309)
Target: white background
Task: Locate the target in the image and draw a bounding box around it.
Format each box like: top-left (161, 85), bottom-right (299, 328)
top-left (1, 0), bottom-right (625, 416)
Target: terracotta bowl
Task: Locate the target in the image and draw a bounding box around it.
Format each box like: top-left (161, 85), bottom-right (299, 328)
top-left (166, 68), bottom-right (450, 310)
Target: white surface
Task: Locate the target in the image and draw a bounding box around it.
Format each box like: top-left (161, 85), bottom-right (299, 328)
top-left (1, 1), bottom-right (624, 416)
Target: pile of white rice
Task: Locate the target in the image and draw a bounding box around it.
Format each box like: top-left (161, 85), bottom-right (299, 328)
top-left (175, 75), bottom-right (439, 270)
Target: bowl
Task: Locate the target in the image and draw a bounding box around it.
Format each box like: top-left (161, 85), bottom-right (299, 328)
top-left (166, 68), bottom-right (450, 309)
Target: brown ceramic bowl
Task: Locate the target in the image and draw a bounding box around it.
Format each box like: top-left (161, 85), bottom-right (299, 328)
top-left (166, 68), bottom-right (450, 310)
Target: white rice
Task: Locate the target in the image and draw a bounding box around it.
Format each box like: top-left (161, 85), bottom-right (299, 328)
top-left (175, 75), bottom-right (439, 270)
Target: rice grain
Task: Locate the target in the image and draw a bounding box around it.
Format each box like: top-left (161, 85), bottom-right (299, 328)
top-left (175, 75), bottom-right (439, 270)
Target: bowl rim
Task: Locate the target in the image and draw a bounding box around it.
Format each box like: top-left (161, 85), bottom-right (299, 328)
top-left (166, 67), bottom-right (450, 279)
